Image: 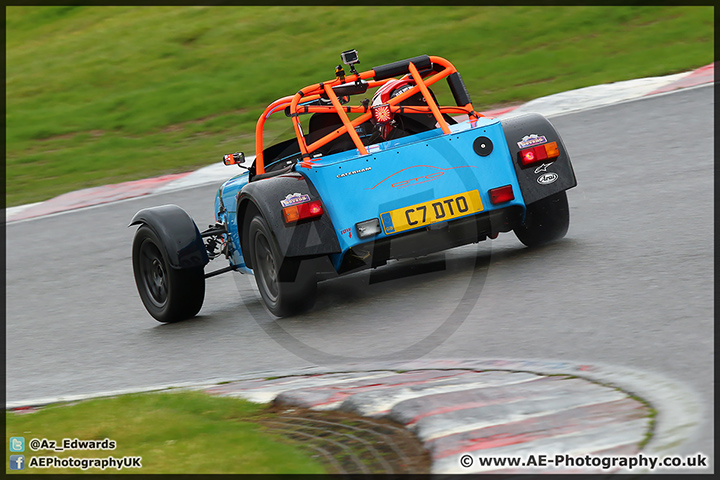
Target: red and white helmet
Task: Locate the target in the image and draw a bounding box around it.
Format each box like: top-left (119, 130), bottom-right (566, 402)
top-left (370, 76), bottom-right (433, 139)
top-left (371, 77), bottom-right (416, 107)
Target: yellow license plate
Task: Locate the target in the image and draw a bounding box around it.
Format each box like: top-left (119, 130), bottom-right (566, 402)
top-left (380, 189), bottom-right (484, 234)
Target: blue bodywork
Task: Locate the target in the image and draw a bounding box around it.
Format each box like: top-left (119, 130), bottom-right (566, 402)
top-left (215, 116), bottom-right (526, 274)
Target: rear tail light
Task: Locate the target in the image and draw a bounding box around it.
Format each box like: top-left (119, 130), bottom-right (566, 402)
top-left (489, 185), bottom-right (515, 204)
top-left (544, 142), bottom-right (559, 158)
top-left (282, 200), bottom-right (323, 224)
top-left (518, 141), bottom-right (559, 166)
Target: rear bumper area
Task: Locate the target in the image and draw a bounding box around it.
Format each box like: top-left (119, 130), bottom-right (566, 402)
top-left (338, 206), bottom-right (523, 274)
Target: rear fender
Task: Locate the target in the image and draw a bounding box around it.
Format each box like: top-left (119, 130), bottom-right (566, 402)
top-left (501, 113), bottom-right (577, 205)
top-left (129, 204), bottom-right (209, 269)
top-left (237, 173), bottom-right (341, 268)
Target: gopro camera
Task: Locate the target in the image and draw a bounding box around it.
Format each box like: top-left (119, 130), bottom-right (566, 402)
top-left (341, 49), bottom-right (359, 66)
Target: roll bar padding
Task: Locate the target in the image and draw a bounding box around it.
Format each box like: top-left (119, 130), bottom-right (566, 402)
top-left (372, 55), bottom-right (432, 81)
top-left (447, 72), bottom-right (472, 109)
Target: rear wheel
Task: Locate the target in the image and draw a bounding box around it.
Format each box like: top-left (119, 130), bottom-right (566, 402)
top-left (514, 191), bottom-right (570, 247)
top-left (132, 225), bottom-right (205, 322)
top-left (249, 214), bottom-right (317, 317)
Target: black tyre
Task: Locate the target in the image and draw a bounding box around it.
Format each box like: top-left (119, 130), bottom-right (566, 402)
top-left (514, 191), bottom-right (570, 247)
top-left (248, 214), bottom-right (317, 317)
top-left (132, 225), bottom-right (205, 323)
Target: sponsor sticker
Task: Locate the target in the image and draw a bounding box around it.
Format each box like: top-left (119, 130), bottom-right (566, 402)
top-left (517, 134), bottom-right (547, 149)
top-left (534, 163), bottom-right (553, 174)
top-left (337, 166), bottom-right (371, 179)
top-left (537, 172), bottom-right (559, 185)
top-left (392, 171), bottom-right (444, 189)
top-left (280, 193), bottom-right (311, 208)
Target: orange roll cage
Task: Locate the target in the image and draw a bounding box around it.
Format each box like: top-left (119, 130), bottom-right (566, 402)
top-left (254, 56), bottom-right (481, 174)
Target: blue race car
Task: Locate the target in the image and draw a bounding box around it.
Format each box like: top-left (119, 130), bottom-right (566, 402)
top-left (131, 51), bottom-right (576, 322)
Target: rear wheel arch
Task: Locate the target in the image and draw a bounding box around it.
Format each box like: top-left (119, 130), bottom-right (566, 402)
top-left (501, 113), bottom-right (577, 205)
top-left (237, 196), bottom-right (262, 270)
top-left (237, 175), bottom-right (342, 260)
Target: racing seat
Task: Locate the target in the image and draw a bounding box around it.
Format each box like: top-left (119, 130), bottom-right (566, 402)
top-left (252, 113), bottom-right (360, 181)
top-left (309, 112), bottom-right (344, 138)
top-left (258, 114), bottom-right (343, 170)
top-left (307, 113), bottom-right (371, 155)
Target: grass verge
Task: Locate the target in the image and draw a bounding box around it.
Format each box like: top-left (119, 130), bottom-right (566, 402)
top-left (5, 391), bottom-right (327, 474)
top-left (6, 6), bottom-right (713, 206)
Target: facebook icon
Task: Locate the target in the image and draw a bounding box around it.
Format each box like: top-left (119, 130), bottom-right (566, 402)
top-left (10, 455), bottom-right (25, 470)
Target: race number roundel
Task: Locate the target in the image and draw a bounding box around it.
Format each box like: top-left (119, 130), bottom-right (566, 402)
top-left (473, 136), bottom-right (493, 156)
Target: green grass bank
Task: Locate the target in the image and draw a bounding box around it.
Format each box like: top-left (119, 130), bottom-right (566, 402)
top-left (6, 391), bottom-right (327, 474)
top-left (6, 6), bottom-right (713, 207)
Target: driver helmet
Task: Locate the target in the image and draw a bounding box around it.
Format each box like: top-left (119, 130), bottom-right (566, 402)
top-left (371, 76), bottom-right (433, 139)
top-left (371, 77), bottom-right (423, 107)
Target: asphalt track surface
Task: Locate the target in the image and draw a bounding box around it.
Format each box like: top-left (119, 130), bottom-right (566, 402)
top-left (6, 85), bottom-right (713, 463)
